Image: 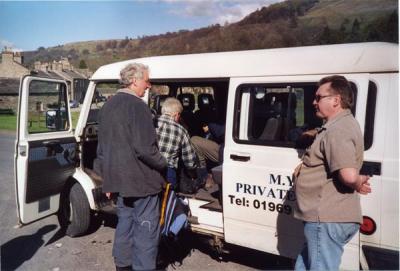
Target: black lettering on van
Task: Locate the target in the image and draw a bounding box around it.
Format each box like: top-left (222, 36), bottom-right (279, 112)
top-left (287, 175), bottom-right (294, 187)
top-left (276, 188), bottom-right (287, 199)
top-left (270, 174), bottom-right (282, 185)
top-left (244, 184), bottom-right (251, 194)
top-left (267, 188), bottom-right (276, 198)
top-left (286, 190), bottom-right (296, 201)
top-left (236, 183), bottom-right (243, 192)
top-left (258, 186), bottom-right (267, 196)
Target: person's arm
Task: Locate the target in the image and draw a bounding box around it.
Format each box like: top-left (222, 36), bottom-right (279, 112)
top-left (208, 123), bottom-right (225, 143)
top-left (324, 127), bottom-right (371, 195)
top-left (338, 168), bottom-right (371, 195)
top-left (181, 130), bottom-right (198, 170)
top-left (129, 104), bottom-right (167, 171)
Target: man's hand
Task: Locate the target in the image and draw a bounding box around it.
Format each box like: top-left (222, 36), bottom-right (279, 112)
top-left (355, 175), bottom-right (371, 195)
top-left (105, 192), bottom-right (112, 199)
top-left (302, 128), bottom-right (318, 138)
top-left (338, 168), bottom-right (372, 195)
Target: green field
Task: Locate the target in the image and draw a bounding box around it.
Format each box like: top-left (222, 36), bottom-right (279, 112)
top-left (0, 112), bottom-right (80, 132)
top-left (0, 115), bottom-right (17, 131)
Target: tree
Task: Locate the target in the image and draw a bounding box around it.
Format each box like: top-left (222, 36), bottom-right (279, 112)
top-left (96, 44), bottom-right (104, 51)
top-left (349, 18), bottom-right (361, 42)
top-left (79, 60), bottom-right (88, 69)
top-left (386, 11), bottom-right (398, 42)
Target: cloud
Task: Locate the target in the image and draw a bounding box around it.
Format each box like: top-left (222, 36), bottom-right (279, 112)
top-left (163, 0), bottom-right (284, 24)
top-left (0, 39), bottom-right (14, 49)
top-left (0, 39), bottom-right (23, 52)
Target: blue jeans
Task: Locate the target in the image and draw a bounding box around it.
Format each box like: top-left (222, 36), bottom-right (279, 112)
top-left (113, 194), bottom-right (160, 270)
top-left (167, 167), bottom-right (177, 188)
top-left (295, 222), bottom-right (360, 271)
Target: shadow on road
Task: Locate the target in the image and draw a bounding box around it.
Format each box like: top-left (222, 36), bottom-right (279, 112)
top-left (156, 230), bottom-right (294, 270)
top-left (1, 224), bottom-right (57, 270)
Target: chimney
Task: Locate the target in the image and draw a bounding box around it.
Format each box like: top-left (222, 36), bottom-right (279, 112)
top-left (34, 61), bottom-right (41, 70)
top-left (1, 49), bottom-right (13, 64)
top-left (13, 52), bottom-right (23, 64)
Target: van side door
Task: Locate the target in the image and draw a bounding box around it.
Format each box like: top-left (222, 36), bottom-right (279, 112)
top-left (15, 76), bottom-right (77, 225)
top-left (223, 74), bottom-right (369, 270)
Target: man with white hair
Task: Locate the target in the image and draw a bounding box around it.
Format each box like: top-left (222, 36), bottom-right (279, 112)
top-left (156, 97), bottom-right (199, 190)
top-left (96, 63), bottom-right (167, 271)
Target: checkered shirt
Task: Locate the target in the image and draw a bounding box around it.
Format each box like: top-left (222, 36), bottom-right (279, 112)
top-left (156, 114), bottom-right (198, 169)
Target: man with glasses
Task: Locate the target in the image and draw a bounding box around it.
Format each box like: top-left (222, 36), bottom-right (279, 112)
top-left (294, 75), bottom-right (371, 270)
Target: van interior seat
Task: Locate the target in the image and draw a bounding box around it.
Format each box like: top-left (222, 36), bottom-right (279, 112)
top-left (153, 94), bottom-right (169, 115)
top-left (259, 101), bottom-right (283, 141)
top-left (178, 93), bottom-right (195, 112)
top-left (177, 93), bottom-right (199, 135)
top-left (194, 93), bottom-right (218, 136)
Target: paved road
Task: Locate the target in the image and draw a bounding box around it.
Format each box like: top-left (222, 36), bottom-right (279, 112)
top-left (0, 131), bottom-right (293, 271)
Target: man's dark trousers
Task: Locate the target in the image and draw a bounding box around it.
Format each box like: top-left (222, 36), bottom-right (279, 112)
top-left (113, 194), bottom-right (160, 270)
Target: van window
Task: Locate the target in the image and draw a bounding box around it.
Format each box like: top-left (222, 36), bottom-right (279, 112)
top-left (364, 81), bottom-right (377, 150)
top-left (234, 82), bottom-right (359, 148)
top-left (27, 80), bottom-right (69, 133)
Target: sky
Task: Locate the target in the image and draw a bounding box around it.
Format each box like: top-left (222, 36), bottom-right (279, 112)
top-left (0, 0), bottom-right (283, 52)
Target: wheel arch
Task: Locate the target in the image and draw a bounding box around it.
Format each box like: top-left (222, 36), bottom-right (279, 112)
top-left (70, 168), bottom-right (98, 210)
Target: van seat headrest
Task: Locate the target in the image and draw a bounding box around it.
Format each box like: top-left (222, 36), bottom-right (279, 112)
top-left (178, 93), bottom-right (195, 112)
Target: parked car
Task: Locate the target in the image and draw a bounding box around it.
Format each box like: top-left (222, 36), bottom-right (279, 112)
top-left (69, 100), bottom-right (79, 108)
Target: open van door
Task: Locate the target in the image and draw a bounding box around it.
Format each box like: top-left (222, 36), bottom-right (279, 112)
top-left (15, 76), bottom-right (77, 225)
top-left (223, 74), bottom-right (369, 270)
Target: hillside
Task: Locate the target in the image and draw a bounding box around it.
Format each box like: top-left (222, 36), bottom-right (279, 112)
top-left (22, 0), bottom-right (398, 71)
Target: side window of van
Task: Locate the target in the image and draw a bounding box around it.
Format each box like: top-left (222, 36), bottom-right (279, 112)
top-left (364, 81), bottom-right (377, 150)
top-left (234, 83), bottom-right (322, 148)
top-left (87, 82), bottom-right (121, 123)
top-left (27, 80), bottom-right (69, 133)
top-left (234, 82), bottom-right (359, 148)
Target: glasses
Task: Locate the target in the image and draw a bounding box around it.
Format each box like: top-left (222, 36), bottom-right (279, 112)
top-left (314, 94), bottom-right (336, 102)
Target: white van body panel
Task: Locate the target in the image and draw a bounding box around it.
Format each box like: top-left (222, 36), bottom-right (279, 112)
top-left (91, 42), bottom-right (398, 81)
top-left (75, 81), bottom-right (97, 141)
top-left (187, 198), bottom-right (224, 234)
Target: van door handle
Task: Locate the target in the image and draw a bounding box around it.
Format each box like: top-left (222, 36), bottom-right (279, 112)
top-left (230, 154), bottom-right (250, 162)
top-left (43, 140), bottom-right (64, 154)
top-left (360, 161), bottom-right (381, 176)
top-left (43, 140), bottom-right (61, 147)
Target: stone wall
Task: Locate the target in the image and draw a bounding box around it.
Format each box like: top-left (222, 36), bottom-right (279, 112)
top-left (0, 96), bottom-right (19, 112)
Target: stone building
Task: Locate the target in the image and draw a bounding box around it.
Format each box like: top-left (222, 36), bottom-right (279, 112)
top-left (0, 47), bottom-right (30, 112)
top-left (0, 47), bottom-right (90, 113)
top-left (35, 58), bottom-right (89, 102)
top-left (0, 47), bottom-right (29, 78)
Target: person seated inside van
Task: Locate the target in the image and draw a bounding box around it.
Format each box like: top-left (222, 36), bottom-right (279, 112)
top-left (191, 122), bottom-right (225, 189)
top-left (155, 97), bottom-right (202, 191)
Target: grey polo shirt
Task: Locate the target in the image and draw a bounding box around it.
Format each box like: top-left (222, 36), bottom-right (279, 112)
top-left (294, 109), bottom-right (364, 224)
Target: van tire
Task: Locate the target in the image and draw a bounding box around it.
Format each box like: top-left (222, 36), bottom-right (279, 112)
top-left (58, 182), bottom-right (91, 237)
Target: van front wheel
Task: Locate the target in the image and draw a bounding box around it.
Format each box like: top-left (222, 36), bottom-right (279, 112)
top-left (58, 182), bottom-right (91, 237)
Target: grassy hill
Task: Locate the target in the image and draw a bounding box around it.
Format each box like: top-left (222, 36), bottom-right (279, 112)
top-left (22, 0), bottom-right (398, 71)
